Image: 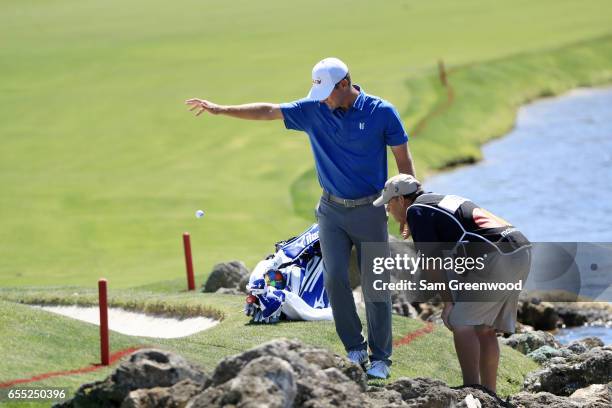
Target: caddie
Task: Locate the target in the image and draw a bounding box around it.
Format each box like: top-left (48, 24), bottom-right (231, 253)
top-left (375, 174), bottom-right (531, 391)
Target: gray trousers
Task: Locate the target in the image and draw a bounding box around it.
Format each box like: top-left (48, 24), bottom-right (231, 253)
top-left (316, 195), bottom-right (392, 365)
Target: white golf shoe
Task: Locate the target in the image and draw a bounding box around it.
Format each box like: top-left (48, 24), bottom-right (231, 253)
top-left (366, 360), bottom-right (390, 379)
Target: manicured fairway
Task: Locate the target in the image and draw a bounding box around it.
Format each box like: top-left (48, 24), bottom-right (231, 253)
top-left (1, 1), bottom-right (612, 287)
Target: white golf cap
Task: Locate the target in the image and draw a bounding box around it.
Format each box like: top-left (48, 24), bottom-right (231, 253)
top-left (306, 57), bottom-right (349, 101)
top-left (373, 174), bottom-right (422, 207)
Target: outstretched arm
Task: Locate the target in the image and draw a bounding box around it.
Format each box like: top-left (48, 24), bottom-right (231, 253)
top-left (185, 98), bottom-right (283, 120)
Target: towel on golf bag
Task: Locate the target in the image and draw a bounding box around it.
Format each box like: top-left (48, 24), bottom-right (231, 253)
top-left (244, 223), bottom-right (332, 323)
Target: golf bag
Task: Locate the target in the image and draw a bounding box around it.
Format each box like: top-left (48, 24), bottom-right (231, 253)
top-left (244, 223), bottom-right (332, 323)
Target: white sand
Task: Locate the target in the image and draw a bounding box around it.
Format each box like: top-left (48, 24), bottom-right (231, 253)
top-left (33, 305), bottom-right (219, 339)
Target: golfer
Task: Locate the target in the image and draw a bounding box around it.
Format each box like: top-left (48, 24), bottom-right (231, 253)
top-left (186, 57), bottom-right (415, 378)
top-left (375, 174), bottom-right (531, 392)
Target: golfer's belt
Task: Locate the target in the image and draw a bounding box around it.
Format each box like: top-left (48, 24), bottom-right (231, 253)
top-left (322, 191), bottom-right (380, 208)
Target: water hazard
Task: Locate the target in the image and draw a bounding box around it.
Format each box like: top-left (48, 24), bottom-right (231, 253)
top-left (424, 87), bottom-right (612, 343)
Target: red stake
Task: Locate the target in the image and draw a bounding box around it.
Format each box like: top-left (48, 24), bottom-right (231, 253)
top-left (183, 232), bottom-right (196, 291)
top-left (98, 278), bottom-right (110, 366)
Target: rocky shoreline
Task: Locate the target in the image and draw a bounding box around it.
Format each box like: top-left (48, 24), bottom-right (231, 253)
top-left (191, 247), bottom-right (611, 407)
top-left (55, 338), bottom-right (610, 408)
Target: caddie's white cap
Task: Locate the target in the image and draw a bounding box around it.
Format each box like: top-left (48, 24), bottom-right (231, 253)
top-left (373, 174), bottom-right (422, 207)
top-left (306, 57), bottom-right (349, 101)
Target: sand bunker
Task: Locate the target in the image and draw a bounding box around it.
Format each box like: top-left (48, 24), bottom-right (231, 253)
top-left (34, 305), bottom-right (219, 338)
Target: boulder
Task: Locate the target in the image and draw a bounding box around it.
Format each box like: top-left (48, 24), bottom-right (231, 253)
top-left (554, 303), bottom-right (612, 327)
top-left (198, 338), bottom-right (368, 408)
top-left (188, 356), bottom-right (297, 408)
top-left (500, 331), bottom-right (561, 355)
top-left (56, 349), bottom-right (208, 407)
top-left (566, 337), bottom-right (604, 355)
top-left (381, 378), bottom-right (508, 408)
top-left (523, 346), bottom-right (612, 396)
top-left (517, 299), bottom-right (560, 330)
top-left (363, 386), bottom-right (407, 407)
top-left (515, 322), bottom-right (535, 334)
top-left (510, 391), bottom-right (582, 407)
top-left (202, 261), bottom-right (249, 292)
top-left (569, 382), bottom-right (611, 407)
top-left (511, 382), bottom-right (612, 407)
top-left (384, 377), bottom-right (456, 407)
top-left (59, 338), bottom-right (566, 408)
top-left (214, 287), bottom-right (244, 295)
top-left (453, 385), bottom-right (510, 408)
top-left (209, 338), bottom-right (366, 392)
top-left (555, 306), bottom-right (589, 327)
top-left (527, 345), bottom-right (573, 364)
top-left (122, 379), bottom-right (205, 408)
top-left (238, 272), bottom-right (250, 293)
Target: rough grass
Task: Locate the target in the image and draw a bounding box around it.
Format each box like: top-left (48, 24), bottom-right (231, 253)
top-left (0, 288), bottom-right (537, 405)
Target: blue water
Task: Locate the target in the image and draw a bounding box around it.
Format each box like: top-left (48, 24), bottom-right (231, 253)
top-left (424, 87), bottom-right (612, 342)
top-left (425, 88), bottom-right (612, 242)
top-left (556, 325), bottom-right (612, 345)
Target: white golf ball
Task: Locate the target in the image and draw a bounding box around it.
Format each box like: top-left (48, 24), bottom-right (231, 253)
top-left (195, 210), bottom-right (205, 218)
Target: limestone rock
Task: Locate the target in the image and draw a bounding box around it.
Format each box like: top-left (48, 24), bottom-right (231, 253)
top-left (56, 349), bottom-right (208, 407)
top-left (517, 299), bottom-right (560, 330)
top-left (569, 382), bottom-right (611, 407)
top-left (188, 356), bottom-right (297, 408)
top-left (510, 391), bottom-right (582, 407)
top-left (511, 382), bottom-right (611, 407)
top-left (121, 379), bottom-right (205, 408)
top-left (214, 287), bottom-right (244, 295)
top-left (523, 346), bottom-right (612, 396)
top-left (527, 345), bottom-right (573, 364)
top-left (203, 261), bottom-right (249, 292)
top-left (566, 337), bottom-right (604, 355)
top-left (500, 331), bottom-right (561, 355)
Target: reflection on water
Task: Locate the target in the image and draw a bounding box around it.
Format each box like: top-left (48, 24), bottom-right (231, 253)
top-left (425, 87), bottom-right (612, 242)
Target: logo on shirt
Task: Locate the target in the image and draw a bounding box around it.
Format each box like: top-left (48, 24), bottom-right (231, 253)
top-left (359, 122), bottom-right (365, 130)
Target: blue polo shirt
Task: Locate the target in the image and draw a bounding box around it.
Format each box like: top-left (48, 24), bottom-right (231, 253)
top-left (280, 86), bottom-right (408, 199)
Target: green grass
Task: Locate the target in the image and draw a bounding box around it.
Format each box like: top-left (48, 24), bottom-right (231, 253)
top-left (0, 288), bottom-right (537, 405)
top-left (294, 35), bottom-right (612, 228)
top-left (0, 2), bottom-right (609, 405)
top-left (1, 0), bottom-right (612, 287)
top-left (408, 34), bottom-right (612, 177)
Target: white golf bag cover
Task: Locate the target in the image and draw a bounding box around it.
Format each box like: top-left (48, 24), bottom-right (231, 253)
top-left (245, 224), bottom-right (332, 323)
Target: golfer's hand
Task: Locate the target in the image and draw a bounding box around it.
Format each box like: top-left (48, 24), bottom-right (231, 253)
top-left (400, 222), bottom-right (410, 239)
top-left (185, 98), bottom-right (224, 116)
top-left (442, 303), bottom-right (454, 331)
